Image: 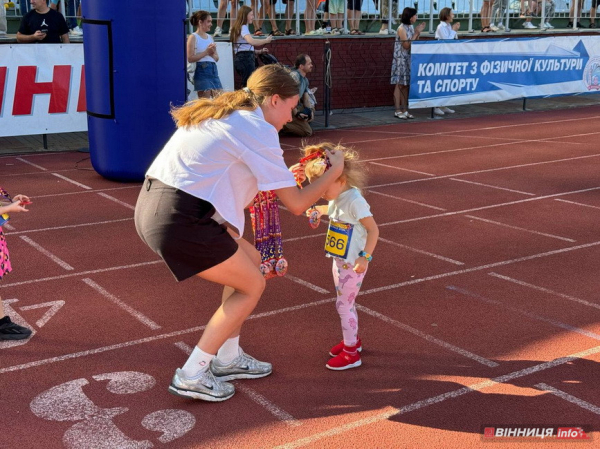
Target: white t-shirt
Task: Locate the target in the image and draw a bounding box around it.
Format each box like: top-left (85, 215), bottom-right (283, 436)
top-left (327, 187), bottom-right (372, 264)
top-left (435, 22), bottom-right (457, 40)
top-left (146, 107), bottom-right (297, 237)
top-left (234, 24), bottom-right (254, 53)
top-left (193, 33), bottom-right (216, 63)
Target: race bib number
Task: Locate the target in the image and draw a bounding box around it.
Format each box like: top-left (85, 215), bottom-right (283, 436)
top-left (325, 221), bottom-right (353, 259)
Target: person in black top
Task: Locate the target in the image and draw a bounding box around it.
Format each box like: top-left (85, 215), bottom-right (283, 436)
top-left (17, 0), bottom-right (70, 44)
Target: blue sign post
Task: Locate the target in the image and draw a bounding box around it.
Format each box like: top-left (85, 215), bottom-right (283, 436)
top-left (81, 1), bottom-right (187, 181)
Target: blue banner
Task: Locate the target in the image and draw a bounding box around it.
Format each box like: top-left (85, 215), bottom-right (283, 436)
top-left (409, 36), bottom-right (600, 108)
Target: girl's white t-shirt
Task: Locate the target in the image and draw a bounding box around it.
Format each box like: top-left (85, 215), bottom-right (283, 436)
top-left (146, 107), bottom-right (297, 237)
top-left (194, 33), bottom-right (216, 63)
top-left (327, 187), bottom-right (373, 264)
top-left (234, 25), bottom-right (254, 53)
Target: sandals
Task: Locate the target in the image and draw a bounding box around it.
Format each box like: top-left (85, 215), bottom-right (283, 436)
top-left (254, 30), bottom-right (264, 36)
top-left (285, 29), bottom-right (296, 35)
top-left (270, 30), bottom-right (285, 36)
top-left (350, 29), bottom-right (364, 35)
top-left (481, 26), bottom-right (492, 33)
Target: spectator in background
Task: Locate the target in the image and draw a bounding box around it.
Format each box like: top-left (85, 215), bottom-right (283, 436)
top-left (230, 5), bottom-right (272, 87)
top-left (538, 0), bottom-right (555, 29)
top-left (19, 0), bottom-right (31, 17)
top-left (49, 0), bottom-right (82, 36)
top-left (188, 10), bottom-right (222, 99)
top-left (568, 0), bottom-right (584, 28)
top-left (590, 0), bottom-right (597, 28)
top-left (257, 0), bottom-right (284, 36)
top-left (284, 0), bottom-right (297, 35)
top-left (214, 0), bottom-right (238, 37)
top-left (391, 7), bottom-right (424, 119)
top-left (520, 0), bottom-right (537, 29)
top-left (479, 0), bottom-right (494, 32)
top-left (0, 0), bottom-right (7, 36)
top-left (348, 0), bottom-right (364, 34)
top-left (304, 0), bottom-right (317, 34)
top-left (328, 0), bottom-right (343, 34)
top-left (378, 0), bottom-right (399, 35)
top-left (281, 54), bottom-right (315, 137)
top-left (490, 0), bottom-right (508, 31)
top-left (433, 7), bottom-right (458, 116)
top-left (17, 0), bottom-right (70, 43)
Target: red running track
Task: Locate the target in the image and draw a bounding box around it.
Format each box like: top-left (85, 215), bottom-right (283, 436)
top-left (2, 106), bottom-right (600, 448)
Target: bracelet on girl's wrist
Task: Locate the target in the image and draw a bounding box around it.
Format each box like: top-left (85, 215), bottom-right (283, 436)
top-left (358, 251), bottom-right (373, 262)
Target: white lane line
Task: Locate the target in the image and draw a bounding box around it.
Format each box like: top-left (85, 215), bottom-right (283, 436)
top-left (19, 235), bottom-right (74, 270)
top-left (368, 153), bottom-right (600, 189)
top-left (369, 161), bottom-right (436, 177)
top-left (357, 305), bottom-right (498, 367)
top-left (465, 215), bottom-right (576, 243)
top-left (284, 275), bottom-right (330, 294)
top-left (51, 173), bottom-right (92, 190)
top-left (379, 186), bottom-right (600, 227)
top-left (2, 222), bottom-right (16, 231)
top-left (447, 286), bottom-right (600, 341)
top-left (367, 190), bottom-right (446, 211)
top-left (555, 198), bottom-right (600, 211)
top-left (16, 157), bottom-right (47, 171)
top-left (19, 300), bottom-right (65, 328)
top-left (488, 273), bottom-right (600, 311)
top-left (360, 240), bottom-right (600, 296)
top-left (82, 278), bottom-right (161, 330)
top-left (379, 237), bottom-right (464, 265)
top-left (534, 383), bottom-right (600, 415)
top-left (174, 342), bottom-right (302, 427)
top-left (274, 344), bottom-right (600, 449)
top-left (0, 260), bottom-right (162, 288)
top-left (6, 218), bottom-right (134, 236)
top-left (34, 185), bottom-right (141, 199)
top-left (97, 192), bottom-right (135, 210)
top-left (450, 178), bottom-right (536, 196)
top-left (283, 233), bottom-right (325, 243)
top-left (3, 168), bottom-right (86, 178)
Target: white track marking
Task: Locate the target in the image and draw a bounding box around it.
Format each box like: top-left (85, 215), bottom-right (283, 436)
top-left (450, 178), bottom-right (536, 196)
top-left (367, 190), bottom-right (446, 211)
top-left (274, 344), bottom-right (600, 449)
top-left (34, 185), bottom-right (141, 199)
top-left (284, 275), bottom-right (330, 293)
top-left (488, 273), bottom-right (600, 311)
top-left (534, 383), bottom-right (600, 415)
top-left (357, 305), bottom-right (498, 367)
top-left (81, 278), bottom-right (161, 330)
top-left (2, 222), bottom-right (15, 231)
top-left (174, 342), bottom-right (302, 427)
top-left (96, 192), bottom-right (135, 210)
top-left (465, 215), bottom-right (576, 242)
top-left (19, 235), bottom-right (74, 270)
top-left (16, 157), bottom-right (47, 171)
top-left (19, 300), bottom-right (65, 328)
top-left (360, 240), bottom-right (600, 296)
top-left (51, 173), bottom-right (92, 190)
top-left (6, 218), bottom-right (134, 236)
top-left (555, 198), bottom-right (600, 211)
top-left (369, 161), bottom-right (436, 177)
top-left (283, 233), bottom-right (326, 243)
top-left (3, 168), bottom-right (87, 178)
top-left (380, 186), bottom-right (600, 227)
top-left (368, 153), bottom-right (600, 188)
top-left (0, 260), bottom-right (162, 288)
top-left (379, 237), bottom-right (464, 265)
top-left (447, 286), bottom-right (600, 341)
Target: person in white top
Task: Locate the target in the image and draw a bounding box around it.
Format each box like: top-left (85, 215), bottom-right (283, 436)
top-left (135, 64), bottom-right (345, 402)
top-left (187, 10), bottom-right (222, 98)
top-left (303, 142), bottom-right (379, 371)
top-left (230, 5), bottom-right (272, 87)
top-left (433, 7), bottom-right (459, 117)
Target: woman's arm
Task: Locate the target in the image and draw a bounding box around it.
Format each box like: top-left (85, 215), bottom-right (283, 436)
top-left (243, 34), bottom-right (273, 47)
top-left (397, 26), bottom-right (410, 50)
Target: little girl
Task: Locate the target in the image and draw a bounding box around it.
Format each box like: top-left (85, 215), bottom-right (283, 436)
top-left (302, 143), bottom-right (379, 370)
top-left (0, 187), bottom-right (32, 340)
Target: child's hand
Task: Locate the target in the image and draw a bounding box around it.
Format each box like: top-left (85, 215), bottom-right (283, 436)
top-left (5, 200), bottom-right (29, 213)
top-left (353, 257), bottom-right (369, 273)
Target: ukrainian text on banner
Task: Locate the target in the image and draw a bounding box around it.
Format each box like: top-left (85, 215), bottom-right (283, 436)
top-left (409, 36), bottom-right (600, 108)
top-left (0, 44), bottom-right (86, 137)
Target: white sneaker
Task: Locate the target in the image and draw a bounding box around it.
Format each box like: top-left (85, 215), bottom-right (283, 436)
top-left (441, 107), bottom-right (455, 114)
top-left (433, 107), bottom-right (445, 116)
top-left (394, 111), bottom-right (408, 120)
top-left (490, 25), bottom-right (499, 31)
top-left (497, 23), bottom-right (506, 30)
top-left (545, 22), bottom-right (554, 29)
top-left (69, 26), bottom-right (83, 36)
top-left (213, 26), bottom-right (223, 37)
top-left (0, 31), bottom-right (6, 36)
top-left (523, 22), bottom-right (537, 29)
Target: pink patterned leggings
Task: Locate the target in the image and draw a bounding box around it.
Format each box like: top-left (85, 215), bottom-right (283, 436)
top-left (332, 258), bottom-right (367, 347)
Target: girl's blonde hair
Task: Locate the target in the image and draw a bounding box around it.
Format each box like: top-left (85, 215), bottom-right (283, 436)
top-left (230, 5), bottom-right (252, 44)
top-left (171, 64), bottom-right (299, 128)
top-left (303, 142), bottom-right (367, 191)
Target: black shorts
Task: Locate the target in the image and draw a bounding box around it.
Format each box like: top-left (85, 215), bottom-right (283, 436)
top-left (347, 0), bottom-right (362, 10)
top-left (134, 179), bottom-right (238, 282)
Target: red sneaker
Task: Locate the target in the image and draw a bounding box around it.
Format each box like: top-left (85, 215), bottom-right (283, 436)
top-left (329, 338), bottom-right (362, 357)
top-left (326, 348), bottom-right (362, 371)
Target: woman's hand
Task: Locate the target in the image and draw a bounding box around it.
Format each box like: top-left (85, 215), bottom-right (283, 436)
top-left (289, 163), bottom-right (306, 184)
top-left (206, 43), bottom-right (217, 55)
top-left (12, 194), bottom-right (31, 205)
top-left (452, 22), bottom-right (461, 31)
top-left (3, 200), bottom-right (29, 214)
top-left (416, 22), bottom-right (426, 33)
top-left (326, 149), bottom-right (345, 175)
